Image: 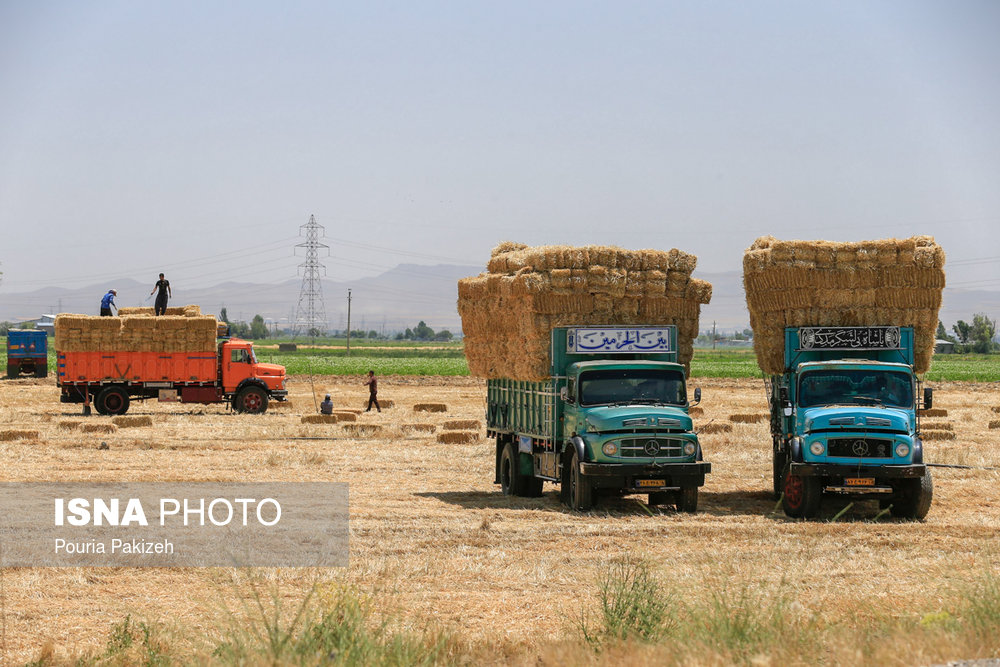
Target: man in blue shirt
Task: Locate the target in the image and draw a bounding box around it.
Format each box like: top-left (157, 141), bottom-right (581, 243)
top-left (100, 289), bottom-right (117, 316)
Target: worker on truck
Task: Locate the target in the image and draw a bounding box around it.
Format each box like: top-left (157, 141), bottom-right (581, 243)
top-left (150, 273), bottom-right (172, 316)
top-left (99, 289), bottom-right (118, 316)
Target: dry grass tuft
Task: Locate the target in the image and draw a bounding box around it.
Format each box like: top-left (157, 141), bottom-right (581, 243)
top-left (58, 421), bottom-right (81, 430)
top-left (112, 416), bottom-right (153, 428)
top-left (342, 423), bottom-right (382, 436)
top-left (414, 403), bottom-right (448, 413)
top-left (688, 407), bottom-right (704, 417)
top-left (921, 408), bottom-right (948, 417)
top-left (301, 415), bottom-right (338, 424)
top-left (991, 406), bottom-right (1000, 413)
top-left (729, 414), bottom-right (766, 424)
top-left (698, 423), bottom-right (733, 434)
top-left (0, 430), bottom-right (39, 441)
top-left (437, 431), bottom-right (478, 444)
top-left (403, 423), bottom-right (437, 433)
top-left (81, 423), bottom-right (117, 433)
top-left (443, 419), bottom-right (481, 430)
top-left (922, 430), bottom-right (955, 441)
top-left (989, 420), bottom-right (1000, 430)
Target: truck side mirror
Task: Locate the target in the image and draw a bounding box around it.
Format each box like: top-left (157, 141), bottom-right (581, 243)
top-left (560, 386), bottom-right (569, 402)
top-left (692, 387), bottom-right (701, 405)
top-left (779, 386), bottom-right (792, 416)
top-left (923, 387), bottom-right (933, 410)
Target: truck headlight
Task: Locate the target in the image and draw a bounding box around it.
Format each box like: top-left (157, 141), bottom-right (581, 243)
top-left (895, 443), bottom-right (910, 458)
top-left (809, 441), bottom-right (825, 456)
top-left (683, 442), bottom-right (696, 456)
top-left (602, 441), bottom-right (618, 456)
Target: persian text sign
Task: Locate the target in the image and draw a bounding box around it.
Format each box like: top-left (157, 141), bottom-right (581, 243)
top-left (0, 483), bottom-right (348, 567)
top-left (799, 327), bottom-right (901, 351)
top-left (567, 327), bottom-right (674, 354)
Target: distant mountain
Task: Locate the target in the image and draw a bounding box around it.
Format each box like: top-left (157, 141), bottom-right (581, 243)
top-left (2, 265), bottom-right (996, 335)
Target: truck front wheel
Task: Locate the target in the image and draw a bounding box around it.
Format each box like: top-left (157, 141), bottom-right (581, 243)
top-left (95, 386), bottom-right (130, 415)
top-left (676, 486), bottom-right (698, 513)
top-left (782, 468), bottom-right (821, 518)
top-left (499, 441), bottom-right (542, 498)
top-left (234, 386), bottom-right (268, 414)
top-left (565, 449), bottom-right (593, 511)
top-left (890, 470), bottom-right (933, 520)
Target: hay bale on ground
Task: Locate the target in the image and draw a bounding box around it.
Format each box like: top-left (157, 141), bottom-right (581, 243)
top-left (301, 415), bottom-right (338, 424)
top-left (333, 412), bottom-right (358, 422)
top-left (742, 236), bottom-right (945, 375)
top-left (921, 421), bottom-right (952, 431)
top-left (437, 431), bottom-right (478, 444)
top-left (342, 423), bottom-right (382, 436)
top-left (112, 416), bottom-right (153, 428)
top-left (688, 407), bottom-right (704, 417)
top-left (414, 403), bottom-right (448, 413)
top-left (361, 399), bottom-right (394, 409)
top-left (0, 430), bottom-right (39, 441)
top-left (922, 430), bottom-right (955, 441)
top-left (459, 242), bottom-right (712, 380)
top-left (698, 423), bottom-right (732, 434)
top-left (443, 419), bottom-right (481, 430)
top-left (729, 414), bottom-right (767, 424)
top-left (58, 421), bottom-right (82, 430)
top-left (269, 400), bottom-right (293, 409)
top-left (920, 408), bottom-right (948, 418)
top-left (82, 424), bottom-right (117, 434)
top-left (403, 423), bottom-right (437, 433)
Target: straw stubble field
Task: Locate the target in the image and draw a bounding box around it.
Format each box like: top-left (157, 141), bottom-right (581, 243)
top-left (1, 375), bottom-right (1000, 663)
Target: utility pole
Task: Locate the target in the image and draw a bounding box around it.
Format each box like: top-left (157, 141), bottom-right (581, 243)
top-left (346, 289), bottom-right (352, 356)
top-left (712, 321), bottom-right (717, 350)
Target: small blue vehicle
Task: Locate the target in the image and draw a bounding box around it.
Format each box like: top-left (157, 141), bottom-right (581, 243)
top-left (7, 329), bottom-right (49, 378)
top-left (770, 326), bottom-right (933, 519)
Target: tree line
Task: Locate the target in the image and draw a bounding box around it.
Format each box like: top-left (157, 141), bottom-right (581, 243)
top-left (937, 313), bottom-right (998, 353)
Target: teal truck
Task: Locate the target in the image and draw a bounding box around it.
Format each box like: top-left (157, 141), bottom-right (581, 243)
top-left (487, 326), bottom-right (710, 511)
top-left (770, 326), bottom-right (933, 519)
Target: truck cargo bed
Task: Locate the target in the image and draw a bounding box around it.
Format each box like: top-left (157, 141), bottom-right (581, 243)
top-left (58, 350), bottom-right (217, 385)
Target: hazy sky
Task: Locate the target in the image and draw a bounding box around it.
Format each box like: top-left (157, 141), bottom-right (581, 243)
top-left (1, 1), bottom-right (998, 299)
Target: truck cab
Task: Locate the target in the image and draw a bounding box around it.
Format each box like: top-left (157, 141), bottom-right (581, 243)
top-left (771, 326), bottom-right (932, 519)
top-left (220, 338), bottom-right (288, 412)
top-left (488, 326), bottom-right (710, 512)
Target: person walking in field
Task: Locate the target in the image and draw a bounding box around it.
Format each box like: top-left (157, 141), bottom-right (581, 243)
top-left (150, 273), bottom-right (172, 316)
top-left (99, 289), bottom-right (118, 316)
top-left (364, 370), bottom-right (381, 412)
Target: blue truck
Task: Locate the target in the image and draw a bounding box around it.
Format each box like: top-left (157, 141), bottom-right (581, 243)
top-left (770, 326), bottom-right (933, 519)
top-left (6, 330), bottom-right (49, 378)
top-left (487, 326), bottom-right (710, 511)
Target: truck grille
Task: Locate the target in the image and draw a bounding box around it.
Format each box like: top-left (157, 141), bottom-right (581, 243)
top-left (620, 438), bottom-right (684, 458)
top-left (828, 437), bottom-right (893, 459)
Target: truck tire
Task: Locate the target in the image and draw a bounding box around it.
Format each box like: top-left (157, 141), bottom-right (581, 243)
top-left (95, 386), bottom-right (130, 415)
top-left (6, 363), bottom-right (18, 378)
top-left (648, 491), bottom-right (672, 507)
top-left (772, 446), bottom-right (787, 499)
top-left (499, 441), bottom-right (542, 497)
top-left (34, 364), bottom-right (48, 378)
top-left (782, 467), bottom-right (821, 518)
top-left (890, 470), bottom-right (933, 520)
top-left (234, 385), bottom-right (268, 414)
top-left (565, 449), bottom-right (593, 511)
top-left (676, 486), bottom-right (698, 513)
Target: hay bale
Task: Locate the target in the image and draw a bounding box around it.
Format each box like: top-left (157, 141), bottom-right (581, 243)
top-left (278, 343), bottom-right (297, 351)
top-left (404, 423), bottom-right (437, 433)
top-left (342, 423), bottom-right (382, 436)
top-left (55, 310), bottom-right (217, 354)
top-left (112, 416), bottom-right (153, 428)
top-left (742, 236), bottom-right (945, 375)
top-left (81, 424), bottom-right (117, 434)
top-left (460, 242), bottom-right (711, 380)
top-left (920, 408), bottom-right (948, 418)
top-left (698, 423), bottom-right (732, 434)
top-left (58, 421), bottom-right (82, 430)
top-left (362, 399), bottom-right (394, 409)
top-left (269, 400), bottom-right (293, 409)
top-left (729, 414), bottom-right (767, 424)
top-left (301, 415), bottom-right (339, 424)
top-left (921, 421), bottom-right (952, 431)
top-left (922, 430), bottom-right (955, 441)
top-left (414, 403), bottom-right (448, 413)
top-left (0, 430), bottom-right (39, 441)
top-left (437, 431), bottom-right (478, 444)
top-left (688, 407), bottom-right (704, 417)
top-left (443, 419), bottom-right (481, 430)
top-left (333, 412), bottom-right (357, 422)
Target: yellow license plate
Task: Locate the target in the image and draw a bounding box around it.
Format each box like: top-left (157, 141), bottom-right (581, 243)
top-left (845, 477), bottom-right (875, 487)
top-left (637, 479), bottom-right (665, 488)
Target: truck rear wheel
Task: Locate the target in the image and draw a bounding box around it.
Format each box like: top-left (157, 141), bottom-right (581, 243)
top-left (890, 470), bottom-right (933, 520)
top-left (565, 449), bottom-right (593, 511)
top-left (34, 363), bottom-right (48, 378)
top-left (6, 363), bottom-right (18, 378)
top-left (95, 386), bottom-right (130, 415)
top-left (499, 441), bottom-right (542, 497)
top-left (234, 385), bottom-right (268, 414)
top-left (782, 467), bottom-right (821, 518)
top-left (772, 446), bottom-right (787, 499)
top-left (676, 486), bottom-right (698, 513)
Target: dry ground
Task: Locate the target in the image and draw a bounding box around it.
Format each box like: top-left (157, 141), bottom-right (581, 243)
top-left (1, 375), bottom-right (999, 662)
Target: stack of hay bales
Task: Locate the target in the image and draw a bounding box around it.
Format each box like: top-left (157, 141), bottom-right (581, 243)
top-left (55, 307), bottom-right (217, 353)
top-left (743, 236), bottom-right (945, 375)
top-left (458, 242), bottom-right (712, 380)
top-left (118, 305), bottom-right (201, 317)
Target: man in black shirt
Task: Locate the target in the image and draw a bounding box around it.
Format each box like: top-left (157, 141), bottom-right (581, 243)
top-left (150, 273), bottom-right (172, 316)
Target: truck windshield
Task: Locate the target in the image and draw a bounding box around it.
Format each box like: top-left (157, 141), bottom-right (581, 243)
top-left (798, 370), bottom-right (913, 408)
top-left (579, 369), bottom-right (686, 406)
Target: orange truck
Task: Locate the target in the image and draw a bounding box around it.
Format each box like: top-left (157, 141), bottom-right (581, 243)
top-left (57, 337), bottom-right (287, 415)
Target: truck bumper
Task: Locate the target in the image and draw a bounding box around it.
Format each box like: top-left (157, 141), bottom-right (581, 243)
top-left (270, 390), bottom-right (288, 401)
top-left (789, 463), bottom-right (925, 478)
top-left (579, 461), bottom-right (711, 490)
